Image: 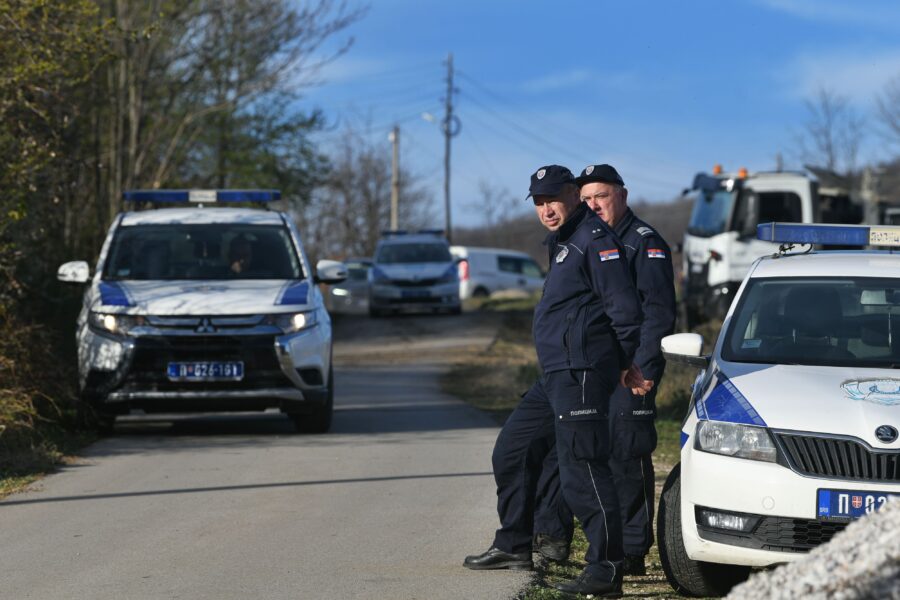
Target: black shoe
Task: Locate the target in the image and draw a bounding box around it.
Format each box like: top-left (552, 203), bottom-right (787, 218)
top-left (552, 570), bottom-right (622, 598)
top-left (533, 533), bottom-right (570, 562)
top-left (463, 547), bottom-right (533, 570)
top-left (623, 554), bottom-right (647, 576)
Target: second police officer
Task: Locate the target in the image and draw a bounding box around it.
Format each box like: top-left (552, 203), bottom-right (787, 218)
top-left (532, 164), bottom-right (677, 576)
top-left (464, 165), bottom-right (652, 597)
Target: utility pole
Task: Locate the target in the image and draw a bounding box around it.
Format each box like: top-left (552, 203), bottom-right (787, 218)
top-left (442, 53), bottom-right (461, 243)
top-left (389, 125), bottom-right (400, 230)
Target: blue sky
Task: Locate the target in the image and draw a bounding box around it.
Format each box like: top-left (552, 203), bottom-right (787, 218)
top-left (301, 0), bottom-right (900, 227)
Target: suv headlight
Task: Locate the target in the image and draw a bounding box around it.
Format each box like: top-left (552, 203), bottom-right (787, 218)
top-left (88, 312), bottom-right (145, 336)
top-left (695, 421), bottom-right (777, 462)
top-left (265, 311), bottom-right (317, 334)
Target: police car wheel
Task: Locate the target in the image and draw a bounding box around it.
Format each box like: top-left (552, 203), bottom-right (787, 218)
top-left (290, 367), bottom-right (334, 434)
top-left (657, 464), bottom-right (750, 597)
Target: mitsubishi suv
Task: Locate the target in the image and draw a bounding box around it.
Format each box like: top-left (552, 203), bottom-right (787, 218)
top-left (57, 189), bottom-right (347, 433)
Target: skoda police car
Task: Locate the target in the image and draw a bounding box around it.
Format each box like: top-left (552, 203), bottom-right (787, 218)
top-left (57, 190), bottom-right (347, 433)
top-left (658, 223), bottom-right (900, 597)
top-left (368, 230), bottom-right (460, 316)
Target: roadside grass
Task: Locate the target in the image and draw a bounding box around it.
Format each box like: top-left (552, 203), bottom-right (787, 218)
top-left (0, 312), bottom-right (92, 499)
top-left (442, 299), bottom-right (723, 599)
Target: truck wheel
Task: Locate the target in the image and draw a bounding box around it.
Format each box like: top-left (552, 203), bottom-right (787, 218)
top-left (657, 464), bottom-right (751, 597)
top-left (290, 368), bottom-right (334, 434)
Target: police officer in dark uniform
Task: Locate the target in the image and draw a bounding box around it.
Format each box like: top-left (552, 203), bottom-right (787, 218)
top-left (532, 164), bottom-right (677, 576)
top-left (464, 165), bottom-right (652, 597)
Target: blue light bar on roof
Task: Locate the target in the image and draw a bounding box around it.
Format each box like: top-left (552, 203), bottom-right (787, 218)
top-left (122, 189), bottom-right (281, 203)
top-left (757, 222), bottom-right (900, 247)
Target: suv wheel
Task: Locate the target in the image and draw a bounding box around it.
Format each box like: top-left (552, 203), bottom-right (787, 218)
top-left (290, 367), bottom-right (334, 434)
top-left (658, 464), bottom-right (751, 597)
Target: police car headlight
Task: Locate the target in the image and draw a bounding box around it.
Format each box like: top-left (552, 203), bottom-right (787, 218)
top-left (266, 311), bottom-right (317, 334)
top-left (695, 421), bottom-right (777, 462)
top-left (437, 264), bottom-right (459, 284)
top-left (88, 312), bottom-right (145, 336)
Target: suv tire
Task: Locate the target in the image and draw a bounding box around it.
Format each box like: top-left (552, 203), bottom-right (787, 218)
top-left (290, 367), bottom-right (334, 434)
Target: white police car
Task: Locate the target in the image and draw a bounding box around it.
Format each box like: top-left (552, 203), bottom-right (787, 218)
top-left (368, 230), bottom-right (461, 316)
top-left (658, 223), bottom-right (900, 597)
top-left (57, 190), bottom-right (347, 433)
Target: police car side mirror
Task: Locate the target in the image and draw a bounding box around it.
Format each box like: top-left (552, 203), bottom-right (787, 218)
top-left (661, 333), bottom-right (709, 368)
top-left (57, 261), bottom-right (90, 284)
top-left (315, 259), bottom-right (348, 285)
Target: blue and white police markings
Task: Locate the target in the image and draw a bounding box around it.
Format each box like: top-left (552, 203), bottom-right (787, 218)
top-left (842, 378), bottom-right (900, 406)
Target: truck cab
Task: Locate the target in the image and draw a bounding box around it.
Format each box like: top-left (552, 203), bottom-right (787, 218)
top-left (682, 168), bottom-right (857, 326)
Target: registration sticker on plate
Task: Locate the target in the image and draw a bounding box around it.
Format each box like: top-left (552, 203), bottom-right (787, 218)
top-left (167, 361), bottom-right (244, 382)
top-left (817, 488), bottom-right (899, 521)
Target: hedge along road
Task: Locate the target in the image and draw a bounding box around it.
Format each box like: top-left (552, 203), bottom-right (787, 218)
top-left (0, 312), bottom-right (528, 600)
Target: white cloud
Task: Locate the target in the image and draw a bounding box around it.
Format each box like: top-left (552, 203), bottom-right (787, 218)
top-left (754, 0), bottom-right (900, 28)
top-left (778, 49), bottom-right (900, 104)
top-left (520, 69), bottom-right (593, 93)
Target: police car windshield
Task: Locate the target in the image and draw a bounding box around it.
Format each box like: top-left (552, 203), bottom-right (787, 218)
top-left (687, 189), bottom-right (735, 237)
top-left (376, 243), bottom-right (451, 264)
top-left (722, 277), bottom-right (900, 368)
top-left (103, 224), bottom-right (304, 280)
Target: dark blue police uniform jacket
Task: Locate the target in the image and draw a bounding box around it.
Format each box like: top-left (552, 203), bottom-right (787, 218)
top-left (612, 208), bottom-right (676, 384)
top-left (533, 202), bottom-right (642, 388)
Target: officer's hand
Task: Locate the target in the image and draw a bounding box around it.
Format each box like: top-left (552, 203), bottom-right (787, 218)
top-left (621, 364), bottom-right (654, 396)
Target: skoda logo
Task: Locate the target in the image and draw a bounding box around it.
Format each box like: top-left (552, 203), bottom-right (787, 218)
top-left (875, 425), bottom-right (899, 444)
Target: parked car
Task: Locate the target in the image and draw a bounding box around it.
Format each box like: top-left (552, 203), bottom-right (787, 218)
top-left (449, 246), bottom-right (544, 299)
top-left (368, 230), bottom-right (460, 316)
top-left (57, 189), bottom-right (347, 433)
top-left (657, 222), bottom-right (900, 597)
top-left (325, 258), bottom-right (372, 315)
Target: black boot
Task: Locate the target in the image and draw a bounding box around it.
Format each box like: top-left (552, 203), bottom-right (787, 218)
top-left (552, 569), bottom-right (622, 598)
top-left (463, 547), bottom-right (533, 570)
top-left (533, 533), bottom-right (571, 562)
top-left (623, 554), bottom-right (647, 576)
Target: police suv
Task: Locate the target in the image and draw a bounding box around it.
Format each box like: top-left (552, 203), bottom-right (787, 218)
top-left (57, 190), bottom-right (347, 433)
top-left (658, 223), bottom-right (900, 597)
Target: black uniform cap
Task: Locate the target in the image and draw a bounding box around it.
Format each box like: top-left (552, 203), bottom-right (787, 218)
top-left (527, 165), bottom-right (575, 199)
top-left (574, 164), bottom-right (625, 187)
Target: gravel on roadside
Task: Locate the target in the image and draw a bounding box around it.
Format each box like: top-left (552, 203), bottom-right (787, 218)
top-left (727, 498), bottom-right (900, 600)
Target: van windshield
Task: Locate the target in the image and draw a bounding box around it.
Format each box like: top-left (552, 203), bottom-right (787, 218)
top-left (687, 189), bottom-right (735, 237)
top-left (103, 224), bottom-right (303, 280)
top-left (722, 277), bottom-right (900, 368)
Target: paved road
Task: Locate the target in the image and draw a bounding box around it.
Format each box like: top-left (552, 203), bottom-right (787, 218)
top-left (0, 313), bottom-right (528, 599)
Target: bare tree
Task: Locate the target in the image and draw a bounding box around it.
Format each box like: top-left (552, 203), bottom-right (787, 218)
top-left (296, 128), bottom-right (436, 262)
top-left (793, 86), bottom-right (865, 176)
top-left (876, 74), bottom-right (900, 148)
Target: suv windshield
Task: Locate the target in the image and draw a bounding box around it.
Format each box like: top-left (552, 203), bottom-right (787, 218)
top-left (722, 277), bottom-right (900, 368)
top-left (687, 188), bottom-right (735, 237)
top-left (103, 224), bottom-right (303, 280)
top-left (376, 242), bottom-right (451, 264)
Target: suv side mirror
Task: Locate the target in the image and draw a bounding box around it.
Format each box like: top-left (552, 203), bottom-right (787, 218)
top-left (58, 261), bottom-right (90, 284)
top-left (315, 259), bottom-right (348, 284)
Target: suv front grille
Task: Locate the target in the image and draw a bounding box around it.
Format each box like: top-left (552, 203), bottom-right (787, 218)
top-left (121, 334), bottom-right (290, 391)
top-left (775, 432), bottom-right (900, 482)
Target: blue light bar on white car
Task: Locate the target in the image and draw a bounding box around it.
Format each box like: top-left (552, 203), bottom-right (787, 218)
top-left (123, 189), bottom-right (281, 203)
top-left (757, 222), bottom-right (900, 247)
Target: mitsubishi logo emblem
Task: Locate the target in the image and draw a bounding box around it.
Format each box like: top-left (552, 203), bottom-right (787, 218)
top-left (196, 318), bottom-right (215, 333)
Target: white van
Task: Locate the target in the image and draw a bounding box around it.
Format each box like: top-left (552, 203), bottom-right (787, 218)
top-left (449, 246), bottom-right (544, 299)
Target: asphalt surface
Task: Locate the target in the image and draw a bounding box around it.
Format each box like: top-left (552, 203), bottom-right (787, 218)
top-left (0, 312), bottom-right (528, 599)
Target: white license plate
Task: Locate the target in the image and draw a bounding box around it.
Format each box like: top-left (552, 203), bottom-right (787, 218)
top-left (167, 361), bottom-right (244, 381)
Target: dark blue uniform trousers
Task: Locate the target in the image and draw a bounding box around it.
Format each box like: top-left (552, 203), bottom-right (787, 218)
top-left (533, 384), bottom-right (658, 557)
top-left (491, 369), bottom-right (623, 581)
